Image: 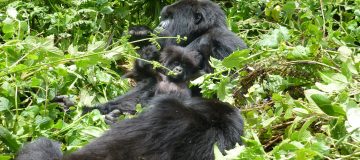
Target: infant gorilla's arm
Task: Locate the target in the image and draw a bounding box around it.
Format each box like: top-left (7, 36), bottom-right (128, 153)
top-left (128, 25), bottom-right (153, 48)
top-left (85, 46), bottom-right (201, 120)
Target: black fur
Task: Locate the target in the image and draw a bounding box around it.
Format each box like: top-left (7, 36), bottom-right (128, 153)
top-left (18, 95), bottom-right (243, 160)
top-left (89, 0), bottom-right (247, 117)
top-left (85, 46), bottom-right (201, 118)
top-left (123, 45), bottom-right (160, 81)
top-left (128, 25), bottom-right (153, 48)
top-left (16, 137), bottom-right (62, 160)
top-left (156, 0), bottom-right (247, 72)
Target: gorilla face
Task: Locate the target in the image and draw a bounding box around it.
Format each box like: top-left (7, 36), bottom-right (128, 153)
top-left (160, 46), bottom-right (202, 82)
top-left (156, 0), bottom-right (227, 45)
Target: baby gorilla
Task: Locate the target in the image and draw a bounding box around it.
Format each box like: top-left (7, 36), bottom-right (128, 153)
top-left (17, 95), bottom-right (244, 160)
top-left (84, 46), bottom-right (202, 117)
top-left (155, 46), bottom-right (202, 97)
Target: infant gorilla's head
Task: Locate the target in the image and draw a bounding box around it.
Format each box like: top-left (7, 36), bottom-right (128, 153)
top-left (160, 46), bottom-right (202, 82)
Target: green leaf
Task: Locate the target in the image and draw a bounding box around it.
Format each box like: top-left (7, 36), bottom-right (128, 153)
top-left (35, 116), bottom-right (53, 129)
top-left (287, 45), bottom-right (309, 60)
top-left (258, 26), bottom-right (289, 48)
top-left (0, 126), bottom-right (20, 152)
top-left (315, 82), bottom-right (346, 93)
top-left (81, 126), bottom-right (105, 138)
top-left (214, 144), bottom-right (226, 160)
top-left (262, 117), bottom-right (277, 127)
top-left (217, 77), bottom-right (230, 101)
top-left (0, 155), bottom-right (12, 160)
top-left (0, 97), bottom-right (10, 112)
top-left (2, 22), bottom-right (15, 34)
top-left (222, 49), bottom-right (250, 68)
top-left (310, 94), bottom-right (345, 116)
top-left (346, 100), bottom-right (360, 131)
top-left (337, 46), bottom-right (352, 58)
top-left (87, 41), bottom-right (106, 52)
top-left (283, 1), bottom-right (296, 16)
top-left (100, 6), bottom-right (114, 14)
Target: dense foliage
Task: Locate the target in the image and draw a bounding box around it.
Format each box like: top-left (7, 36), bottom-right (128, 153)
top-left (1, 0), bottom-right (359, 159)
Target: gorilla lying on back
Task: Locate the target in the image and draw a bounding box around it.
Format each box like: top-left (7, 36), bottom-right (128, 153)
top-left (17, 94), bottom-right (243, 160)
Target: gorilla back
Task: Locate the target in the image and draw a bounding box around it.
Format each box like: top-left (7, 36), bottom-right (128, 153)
top-left (17, 95), bottom-right (243, 160)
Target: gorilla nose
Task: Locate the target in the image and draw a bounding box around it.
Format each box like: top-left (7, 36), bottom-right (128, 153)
top-left (173, 66), bottom-right (183, 74)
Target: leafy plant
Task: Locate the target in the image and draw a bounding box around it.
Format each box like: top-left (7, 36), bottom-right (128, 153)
top-left (1, 0), bottom-right (360, 159)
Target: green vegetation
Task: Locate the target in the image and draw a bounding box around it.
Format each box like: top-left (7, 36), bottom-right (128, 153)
top-left (1, 0), bottom-right (359, 159)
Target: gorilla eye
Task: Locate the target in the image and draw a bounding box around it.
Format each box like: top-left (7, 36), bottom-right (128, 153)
top-left (194, 12), bottom-right (203, 24)
top-left (172, 61), bottom-right (180, 66)
top-left (163, 12), bottom-right (173, 19)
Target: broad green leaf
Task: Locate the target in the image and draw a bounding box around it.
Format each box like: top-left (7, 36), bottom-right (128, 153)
top-left (346, 101), bottom-right (360, 131)
top-left (262, 117), bottom-right (277, 127)
top-left (81, 126), bottom-right (105, 138)
top-left (310, 94), bottom-right (345, 116)
top-left (258, 26), bottom-right (289, 48)
top-left (190, 75), bottom-right (205, 86)
top-left (293, 108), bottom-right (310, 116)
top-left (315, 82), bottom-right (346, 93)
top-left (222, 49), bottom-right (250, 68)
top-left (0, 97), bottom-right (10, 111)
top-left (0, 155), bottom-right (11, 160)
top-left (0, 126), bottom-right (20, 152)
top-left (224, 144), bottom-right (244, 159)
top-left (35, 116), bottom-right (53, 129)
top-left (87, 41), bottom-right (106, 52)
top-left (214, 144), bottom-right (226, 160)
top-left (96, 70), bottom-right (111, 83)
top-left (337, 46), bottom-right (352, 57)
top-left (103, 46), bottom-right (124, 59)
top-left (2, 22), bottom-right (15, 34)
top-left (217, 77), bottom-right (230, 101)
top-left (100, 6), bottom-right (114, 14)
top-left (287, 45), bottom-right (309, 60)
top-left (283, 1), bottom-right (296, 16)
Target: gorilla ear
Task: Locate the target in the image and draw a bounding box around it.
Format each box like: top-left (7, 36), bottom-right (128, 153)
top-left (194, 12), bottom-right (203, 25)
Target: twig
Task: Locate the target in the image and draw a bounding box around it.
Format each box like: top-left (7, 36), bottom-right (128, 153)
top-left (319, 0), bottom-right (327, 38)
top-left (286, 60), bottom-right (341, 72)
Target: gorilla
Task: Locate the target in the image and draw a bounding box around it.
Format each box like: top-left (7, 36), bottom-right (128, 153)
top-left (88, 0), bottom-right (247, 116)
top-left (16, 137), bottom-right (62, 160)
top-left (156, 0), bottom-right (247, 72)
top-left (84, 46), bottom-right (202, 117)
top-left (17, 95), bottom-right (244, 160)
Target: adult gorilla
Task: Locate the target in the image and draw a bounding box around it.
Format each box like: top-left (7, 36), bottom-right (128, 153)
top-left (156, 0), bottom-right (247, 72)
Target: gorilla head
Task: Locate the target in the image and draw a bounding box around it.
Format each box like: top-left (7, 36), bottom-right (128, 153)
top-left (154, 46), bottom-right (202, 98)
top-left (160, 46), bottom-right (202, 82)
top-left (156, 0), bottom-right (227, 45)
